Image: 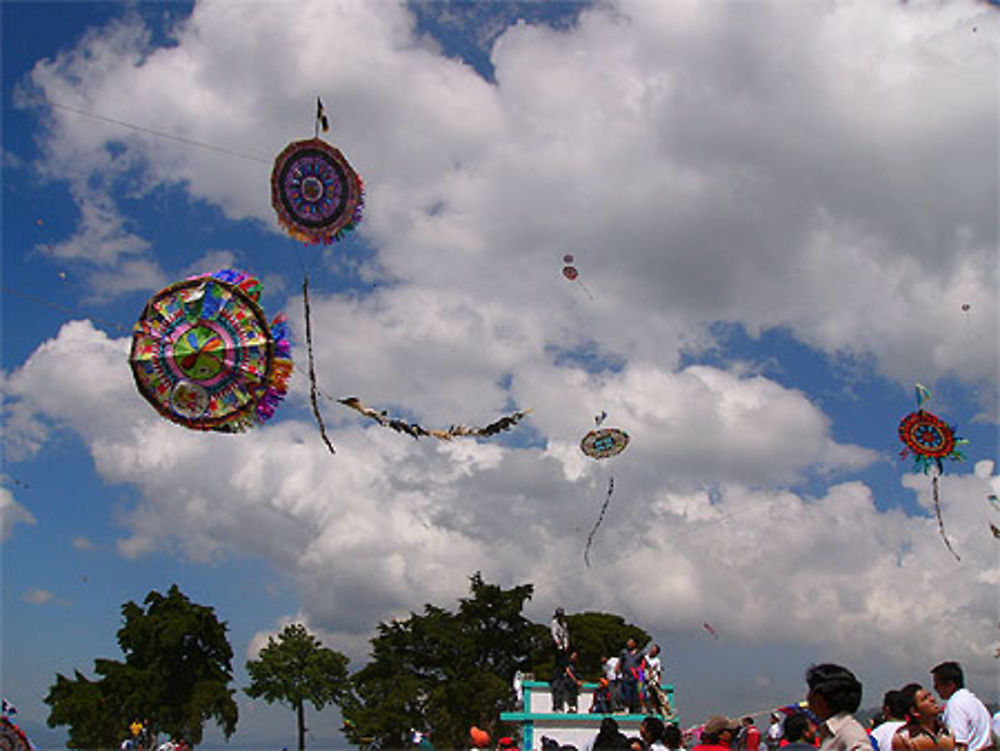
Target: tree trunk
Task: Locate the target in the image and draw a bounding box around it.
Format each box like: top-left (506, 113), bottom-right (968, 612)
top-left (297, 701), bottom-right (306, 751)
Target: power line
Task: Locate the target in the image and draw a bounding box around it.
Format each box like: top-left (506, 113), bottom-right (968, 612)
top-left (45, 100), bottom-right (271, 164)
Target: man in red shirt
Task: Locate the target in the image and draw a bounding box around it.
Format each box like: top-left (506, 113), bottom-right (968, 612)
top-left (692, 716), bottom-right (741, 751)
top-left (741, 717), bottom-right (762, 751)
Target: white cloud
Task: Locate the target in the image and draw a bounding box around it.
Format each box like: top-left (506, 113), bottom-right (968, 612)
top-left (0, 485), bottom-right (36, 542)
top-left (21, 587), bottom-right (54, 605)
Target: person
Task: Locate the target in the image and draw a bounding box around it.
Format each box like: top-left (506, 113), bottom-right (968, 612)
top-left (871, 690), bottom-right (908, 751)
top-left (553, 650), bottom-right (584, 713)
top-left (498, 737), bottom-right (519, 751)
top-left (642, 717), bottom-right (667, 750)
top-left (766, 714), bottom-right (783, 751)
top-left (739, 718), bottom-right (761, 751)
top-left (663, 724), bottom-right (685, 751)
top-left (892, 684), bottom-right (954, 751)
top-left (627, 738), bottom-right (647, 751)
top-left (691, 716), bottom-right (741, 751)
top-left (552, 607), bottom-right (570, 668)
top-left (591, 718), bottom-right (630, 751)
top-left (644, 645), bottom-right (669, 716)
top-left (805, 663), bottom-right (873, 751)
top-left (604, 654), bottom-right (622, 712)
top-left (591, 678), bottom-right (615, 714)
top-left (782, 714), bottom-right (818, 751)
top-left (619, 638), bottom-right (644, 714)
top-left (930, 662), bottom-right (994, 751)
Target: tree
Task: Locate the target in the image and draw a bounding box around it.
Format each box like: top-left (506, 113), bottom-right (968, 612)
top-left (245, 623), bottom-right (350, 751)
top-left (45, 584), bottom-right (238, 749)
top-left (342, 573), bottom-right (548, 750)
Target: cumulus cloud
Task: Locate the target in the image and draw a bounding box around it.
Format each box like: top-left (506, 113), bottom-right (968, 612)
top-left (0, 485), bottom-right (36, 542)
top-left (21, 587), bottom-right (54, 605)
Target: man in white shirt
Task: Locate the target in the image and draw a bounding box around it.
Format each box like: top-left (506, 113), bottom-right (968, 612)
top-left (931, 661), bottom-right (994, 751)
top-left (870, 690), bottom-right (907, 751)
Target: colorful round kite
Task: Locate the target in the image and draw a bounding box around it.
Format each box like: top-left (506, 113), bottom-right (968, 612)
top-left (580, 427), bottom-right (630, 459)
top-left (129, 269), bottom-right (292, 433)
top-left (271, 137), bottom-right (364, 245)
top-left (1, 718), bottom-right (31, 751)
top-left (898, 409), bottom-right (962, 473)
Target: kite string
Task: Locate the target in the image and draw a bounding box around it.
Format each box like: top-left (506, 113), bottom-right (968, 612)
top-left (302, 275), bottom-right (336, 455)
top-left (0, 284), bottom-right (129, 333)
top-left (583, 475), bottom-right (615, 568)
top-left (932, 474), bottom-right (960, 561)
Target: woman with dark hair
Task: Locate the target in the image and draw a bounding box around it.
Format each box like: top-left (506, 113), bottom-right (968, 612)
top-left (891, 684), bottom-right (955, 751)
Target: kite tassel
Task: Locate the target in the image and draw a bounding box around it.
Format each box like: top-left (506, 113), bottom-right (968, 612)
top-left (583, 476), bottom-right (616, 568)
top-left (303, 275), bottom-right (336, 455)
top-left (931, 474), bottom-right (960, 561)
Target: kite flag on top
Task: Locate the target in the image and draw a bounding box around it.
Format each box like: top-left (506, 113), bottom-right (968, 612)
top-left (897, 384), bottom-right (968, 560)
top-left (129, 269), bottom-right (292, 433)
top-left (1, 699), bottom-right (16, 716)
top-left (580, 420), bottom-right (631, 567)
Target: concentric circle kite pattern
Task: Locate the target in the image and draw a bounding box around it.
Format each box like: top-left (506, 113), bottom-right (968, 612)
top-left (271, 138), bottom-right (364, 245)
top-left (1, 718), bottom-right (31, 751)
top-left (129, 269), bottom-right (292, 432)
top-left (897, 409), bottom-right (965, 474)
top-left (580, 427), bottom-right (630, 459)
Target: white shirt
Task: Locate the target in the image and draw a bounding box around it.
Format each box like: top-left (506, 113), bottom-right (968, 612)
top-left (604, 656), bottom-right (619, 681)
top-left (646, 654), bottom-right (662, 684)
top-left (942, 688), bottom-right (992, 751)
top-left (870, 720), bottom-right (904, 751)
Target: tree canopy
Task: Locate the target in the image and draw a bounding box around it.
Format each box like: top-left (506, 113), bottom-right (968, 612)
top-left (342, 573), bottom-right (549, 750)
top-left (245, 623), bottom-right (350, 751)
top-left (45, 584), bottom-right (238, 749)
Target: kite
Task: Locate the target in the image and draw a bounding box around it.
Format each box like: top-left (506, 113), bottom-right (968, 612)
top-left (561, 253), bottom-right (593, 299)
top-left (991, 523), bottom-right (1000, 540)
top-left (270, 102), bottom-right (366, 453)
top-left (0, 717), bottom-right (31, 751)
top-left (129, 269), bottom-right (292, 433)
top-left (338, 396), bottom-right (532, 441)
top-left (581, 423), bottom-right (631, 566)
top-left (898, 384), bottom-right (967, 560)
top-left (271, 136), bottom-right (364, 246)
top-left (702, 622), bottom-right (719, 639)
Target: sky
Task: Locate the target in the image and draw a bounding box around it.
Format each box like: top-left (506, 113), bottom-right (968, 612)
top-left (1, 0), bottom-right (999, 749)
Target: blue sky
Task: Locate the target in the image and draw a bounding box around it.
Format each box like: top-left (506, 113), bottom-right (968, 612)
top-left (2, 1), bottom-right (998, 749)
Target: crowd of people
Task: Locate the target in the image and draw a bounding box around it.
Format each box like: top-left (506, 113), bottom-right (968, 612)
top-left (539, 656), bottom-right (998, 751)
top-left (549, 608), bottom-right (671, 716)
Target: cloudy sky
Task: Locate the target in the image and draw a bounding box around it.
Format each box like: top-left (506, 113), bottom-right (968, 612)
top-left (2, 0), bottom-right (998, 748)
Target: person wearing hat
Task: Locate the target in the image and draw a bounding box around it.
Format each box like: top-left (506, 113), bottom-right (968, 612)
top-left (691, 716), bottom-right (741, 751)
top-left (552, 607), bottom-right (570, 668)
top-left (805, 663), bottom-right (873, 751)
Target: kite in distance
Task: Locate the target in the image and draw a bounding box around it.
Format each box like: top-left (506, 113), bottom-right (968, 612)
top-left (129, 269), bottom-right (292, 433)
top-left (580, 423), bottom-right (630, 566)
top-left (337, 396), bottom-right (532, 441)
top-left (897, 384), bottom-right (967, 560)
top-left (561, 253), bottom-right (593, 299)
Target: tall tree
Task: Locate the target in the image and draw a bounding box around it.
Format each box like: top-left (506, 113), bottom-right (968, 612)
top-left (45, 584), bottom-right (238, 749)
top-left (342, 573), bottom-right (548, 750)
top-left (245, 623), bottom-right (350, 751)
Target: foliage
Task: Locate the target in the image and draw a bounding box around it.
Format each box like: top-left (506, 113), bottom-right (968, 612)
top-left (245, 623), bottom-right (350, 751)
top-left (45, 584), bottom-right (238, 748)
top-left (342, 573), bottom-right (548, 749)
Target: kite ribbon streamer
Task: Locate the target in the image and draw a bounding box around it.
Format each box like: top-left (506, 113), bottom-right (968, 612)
top-left (583, 476), bottom-right (615, 568)
top-left (931, 475), bottom-right (960, 561)
top-left (302, 275), bottom-right (336, 455)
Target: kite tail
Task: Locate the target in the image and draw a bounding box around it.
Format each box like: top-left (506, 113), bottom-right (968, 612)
top-left (583, 476), bottom-right (615, 568)
top-left (303, 275), bottom-right (336, 455)
top-left (576, 279), bottom-right (594, 300)
top-left (932, 474), bottom-right (960, 561)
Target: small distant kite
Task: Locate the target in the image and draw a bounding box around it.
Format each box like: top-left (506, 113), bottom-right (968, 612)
top-left (702, 622), bottom-right (719, 639)
top-left (129, 269), bottom-right (292, 433)
top-left (338, 396), bottom-right (531, 441)
top-left (581, 423), bottom-right (631, 566)
top-left (561, 254), bottom-right (593, 299)
top-left (898, 384), bottom-right (967, 560)
top-left (271, 136), bottom-right (364, 246)
top-left (961, 303), bottom-right (971, 313)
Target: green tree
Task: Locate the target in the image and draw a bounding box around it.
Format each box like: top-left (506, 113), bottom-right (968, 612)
top-left (245, 623), bottom-right (350, 751)
top-left (45, 584), bottom-right (238, 749)
top-left (342, 573), bottom-right (548, 749)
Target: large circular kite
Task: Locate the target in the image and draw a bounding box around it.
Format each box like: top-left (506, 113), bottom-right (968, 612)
top-left (1, 718), bottom-right (31, 751)
top-left (271, 137), bottom-right (364, 245)
top-left (898, 409), bottom-right (958, 465)
top-left (580, 427), bottom-right (630, 460)
top-left (129, 269), bottom-right (292, 432)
